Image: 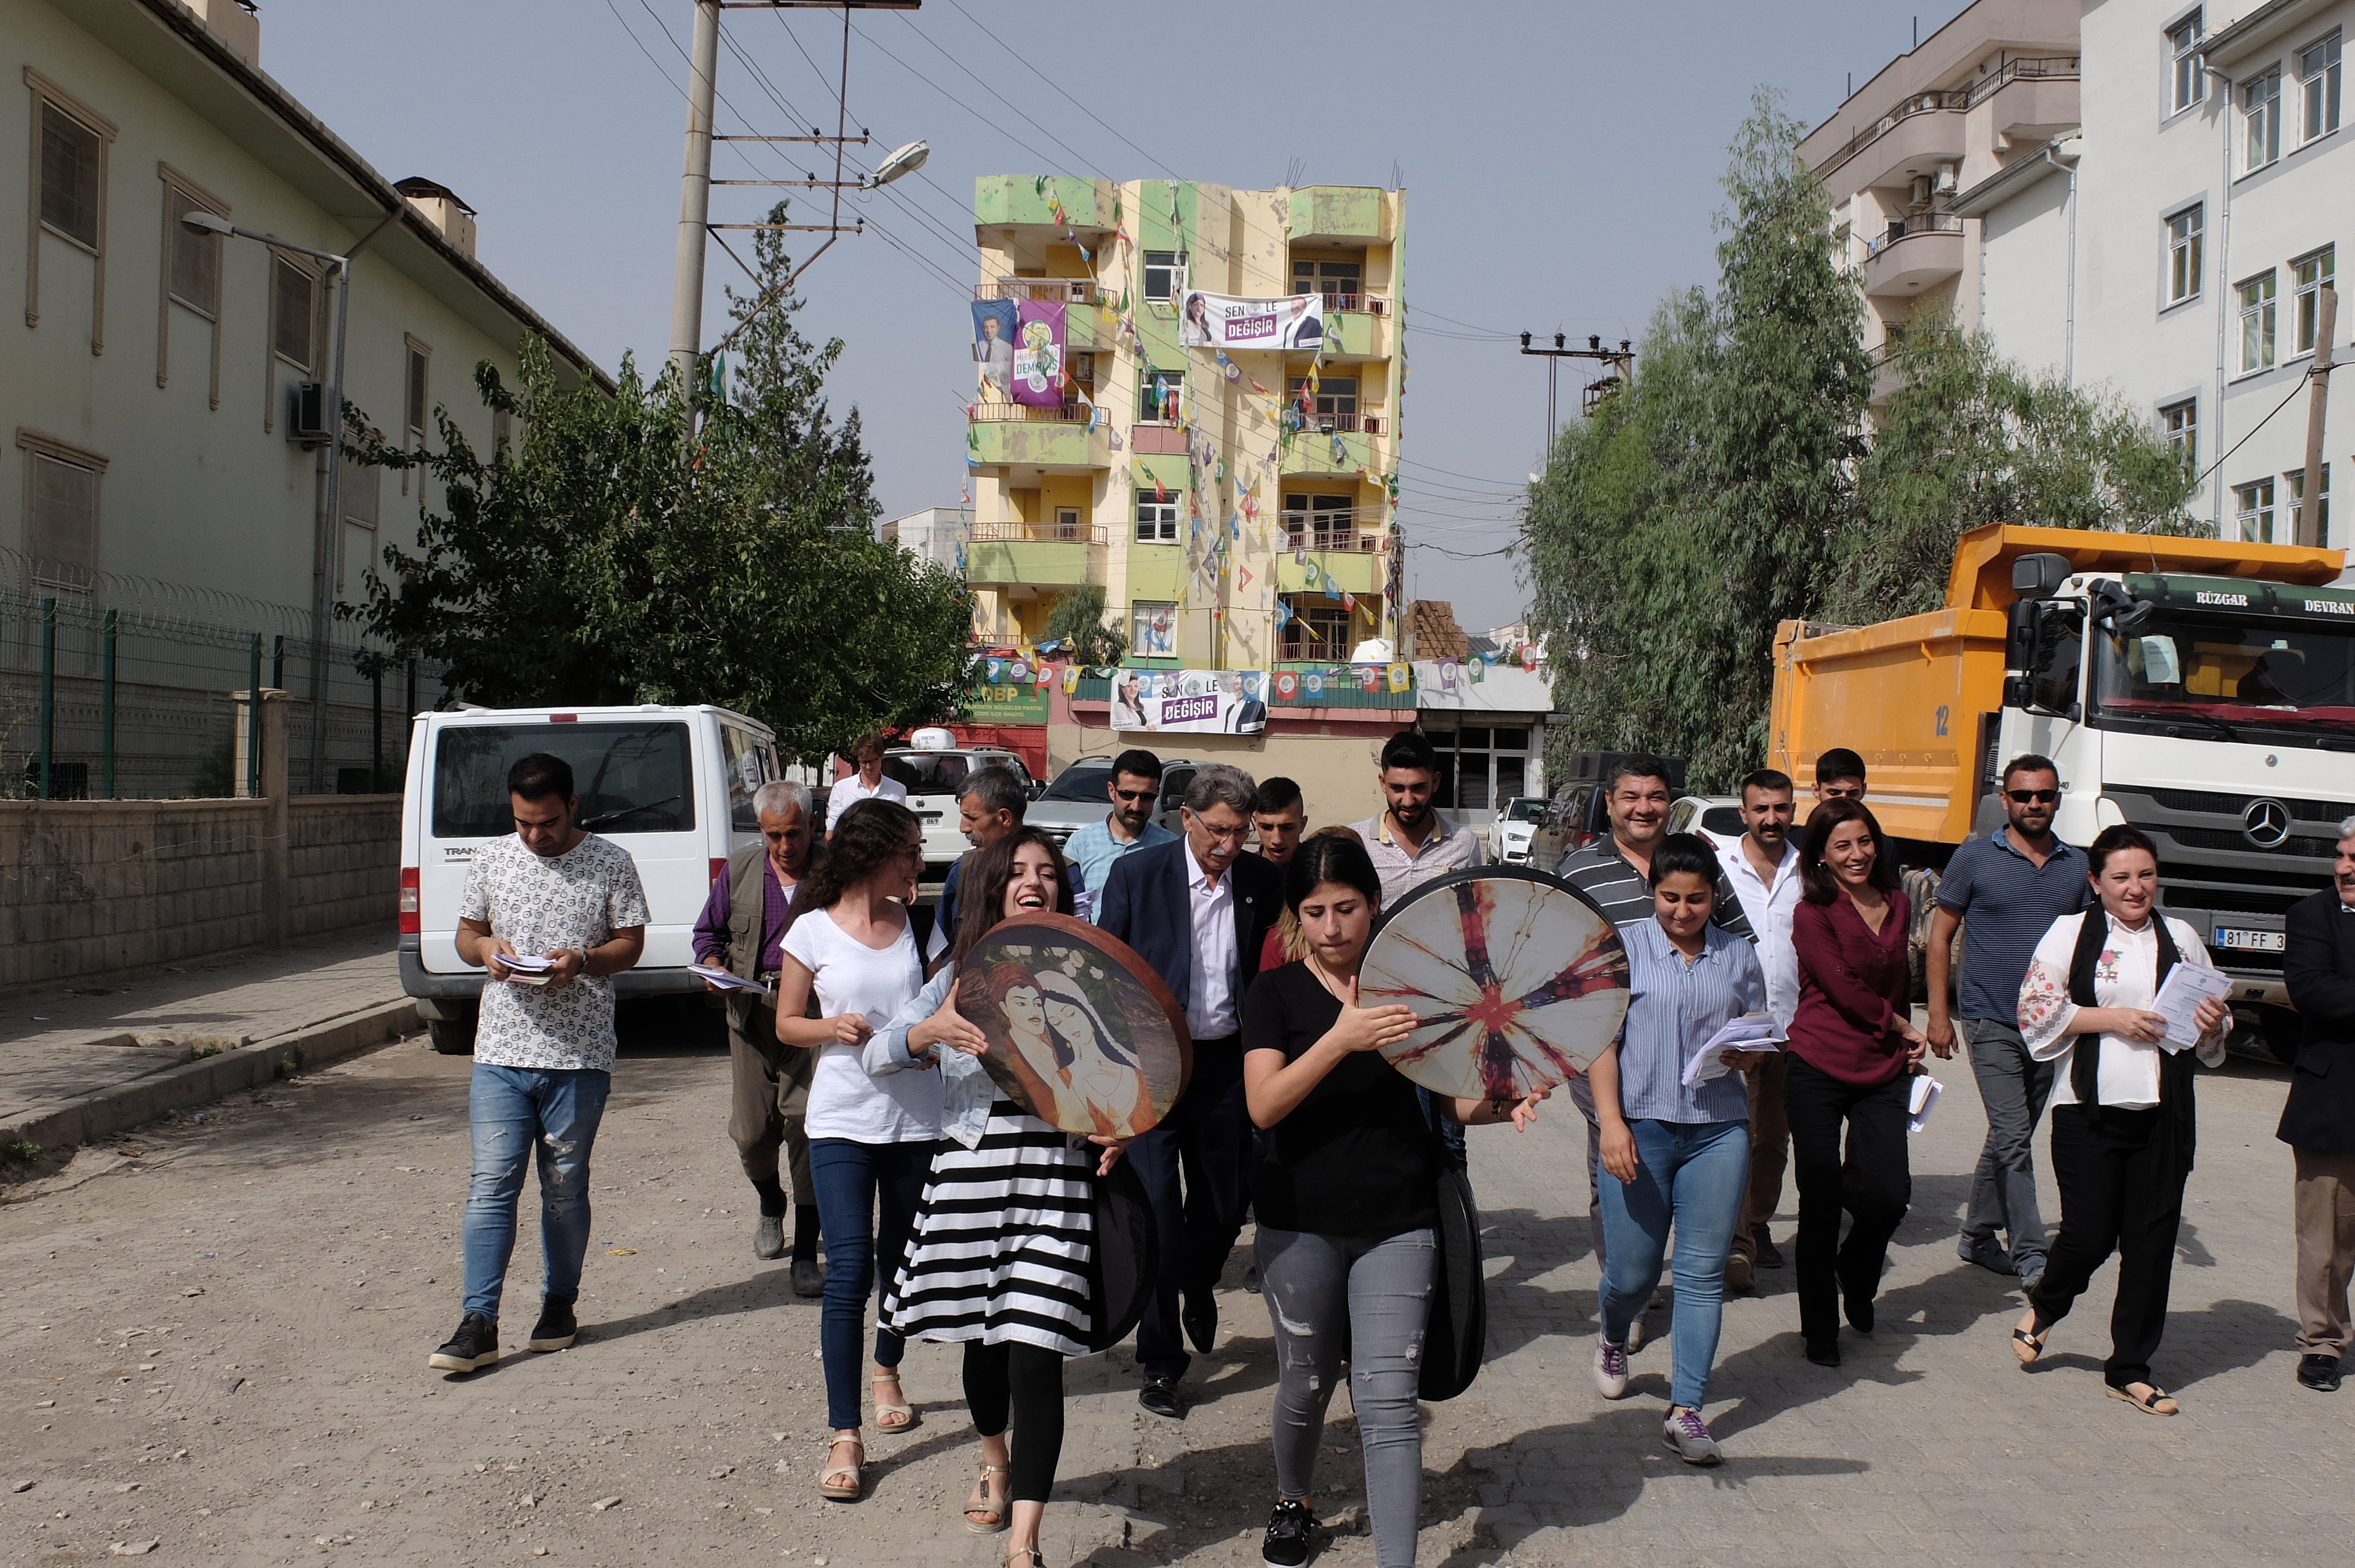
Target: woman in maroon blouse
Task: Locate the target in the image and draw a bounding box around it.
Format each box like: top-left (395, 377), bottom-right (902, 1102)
top-left (1785, 797), bottom-right (1930, 1366)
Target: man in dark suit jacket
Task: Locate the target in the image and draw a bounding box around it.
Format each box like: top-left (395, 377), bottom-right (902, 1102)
top-left (2281, 819), bottom-right (2355, 1393)
top-left (1099, 761), bottom-right (1281, 1418)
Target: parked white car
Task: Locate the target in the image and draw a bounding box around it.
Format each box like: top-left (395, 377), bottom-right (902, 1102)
top-left (399, 703), bottom-right (780, 1054)
top-left (1494, 796), bottom-right (1550, 865)
top-left (1666, 794), bottom-right (1746, 859)
top-left (883, 742), bottom-right (1036, 872)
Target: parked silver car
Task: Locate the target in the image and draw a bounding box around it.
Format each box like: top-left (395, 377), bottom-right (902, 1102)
top-left (1025, 755), bottom-right (1206, 851)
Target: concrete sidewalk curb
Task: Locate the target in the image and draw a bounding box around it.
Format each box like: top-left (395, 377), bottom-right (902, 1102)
top-left (2, 998), bottom-right (420, 1156)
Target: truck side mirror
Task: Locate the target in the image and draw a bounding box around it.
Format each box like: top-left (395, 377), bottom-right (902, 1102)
top-left (2011, 552), bottom-right (2072, 600)
top-left (2004, 599), bottom-right (2040, 671)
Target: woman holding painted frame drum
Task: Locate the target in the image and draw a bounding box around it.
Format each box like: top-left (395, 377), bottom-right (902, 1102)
top-left (867, 827), bottom-right (1129, 1566)
top-left (1240, 833), bottom-right (1545, 1568)
top-left (2009, 824), bottom-right (2230, 1416)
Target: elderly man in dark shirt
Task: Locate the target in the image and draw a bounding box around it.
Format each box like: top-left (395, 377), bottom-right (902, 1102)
top-left (692, 779), bottom-right (824, 1295)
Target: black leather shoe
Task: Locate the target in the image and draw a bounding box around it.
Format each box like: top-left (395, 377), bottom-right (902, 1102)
top-left (790, 1259), bottom-right (825, 1298)
top-left (2297, 1353), bottom-right (2343, 1391)
top-left (1752, 1225), bottom-right (1785, 1269)
top-left (1182, 1291), bottom-right (1218, 1356)
top-left (1138, 1377), bottom-right (1185, 1419)
top-left (1805, 1338), bottom-right (1842, 1368)
top-left (1843, 1290), bottom-right (1875, 1336)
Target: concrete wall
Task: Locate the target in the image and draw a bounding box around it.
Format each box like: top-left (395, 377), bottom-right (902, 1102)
top-left (0, 793), bottom-right (397, 991)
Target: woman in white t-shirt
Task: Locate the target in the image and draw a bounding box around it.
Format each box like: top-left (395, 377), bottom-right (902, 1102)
top-left (2009, 825), bottom-right (2230, 1417)
top-left (774, 797), bottom-right (944, 1501)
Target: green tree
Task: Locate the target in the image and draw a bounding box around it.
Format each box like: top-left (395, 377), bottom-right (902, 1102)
top-left (1038, 584), bottom-right (1129, 667)
top-left (1522, 91), bottom-right (1866, 790)
top-left (341, 205), bottom-right (971, 762)
top-left (1833, 315), bottom-right (2206, 621)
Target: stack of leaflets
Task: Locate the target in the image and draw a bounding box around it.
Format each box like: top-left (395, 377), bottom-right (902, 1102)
top-left (1681, 1012), bottom-right (1783, 1087)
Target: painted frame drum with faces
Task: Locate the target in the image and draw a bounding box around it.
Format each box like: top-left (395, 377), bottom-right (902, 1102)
top-left (1360, 867), bottom-right (1631, 1102)
top-left (953, 912), bottom-right (1192, 1138)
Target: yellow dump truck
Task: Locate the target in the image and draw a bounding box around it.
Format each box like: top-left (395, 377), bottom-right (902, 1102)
top-left (1769, 522), bottom-right (2351, 1054)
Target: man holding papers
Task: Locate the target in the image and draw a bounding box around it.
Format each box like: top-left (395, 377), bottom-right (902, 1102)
top-left (2279, 817), bottom-right (2355, 1394)
top-left (430, 753), bottom-right (648, 1375)
top-left (1586, 833), bottom-right (1772, 1466)
top-left (2011, 825), bottom-right (2229, 1417)
top-left (693, 780), bottom-right (827, 1293)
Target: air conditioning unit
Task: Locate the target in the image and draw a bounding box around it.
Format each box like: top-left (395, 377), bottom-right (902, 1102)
top-left (287, 381), bottom-right (331, 445)
top-left (1933, 162), bottom-right (1959, 194)
top-left (1072, 352), bottom-right (1095, 383)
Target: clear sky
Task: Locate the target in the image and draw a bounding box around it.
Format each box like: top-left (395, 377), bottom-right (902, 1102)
top-left (259, 0), bottom-right (1965, 636)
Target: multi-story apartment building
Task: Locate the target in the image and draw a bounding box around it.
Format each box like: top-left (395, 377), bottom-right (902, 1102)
top-left (4, 0), bottom-right (603, 793)
top-left (878, 505), bottom-right (968, 576)
top-left (964, 177), bottom-right (1404, 671)
top-left (1822, 0), bottom-right (2355, 547)
top-left (1953, 0), bottom-right (2354, 544)
top-left (1800, 0), bottom-right (2082, 403)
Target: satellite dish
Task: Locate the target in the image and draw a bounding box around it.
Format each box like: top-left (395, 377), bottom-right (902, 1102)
top-left (871, 139), bottom-right (930, 188)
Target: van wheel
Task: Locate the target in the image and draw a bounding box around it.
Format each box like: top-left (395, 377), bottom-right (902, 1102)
top-left (427, 1017), bottom-right (476, 1056)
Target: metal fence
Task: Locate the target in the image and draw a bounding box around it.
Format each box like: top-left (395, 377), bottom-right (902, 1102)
top-left (0, 547), bottom-right (442, 800)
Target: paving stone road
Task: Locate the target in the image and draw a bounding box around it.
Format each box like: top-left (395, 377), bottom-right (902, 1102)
top-left (0, 1015), bottom-right (2345, 1567)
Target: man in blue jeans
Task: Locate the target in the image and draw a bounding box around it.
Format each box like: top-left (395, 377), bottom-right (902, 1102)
top-left (430, 752), bottom-right (648, 1374)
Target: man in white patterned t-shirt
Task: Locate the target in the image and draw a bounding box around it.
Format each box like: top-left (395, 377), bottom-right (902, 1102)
top-left (429, 752), bottom-right (648, 1375)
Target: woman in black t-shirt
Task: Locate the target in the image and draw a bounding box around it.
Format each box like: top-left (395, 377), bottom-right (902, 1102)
top-left (1242, 833), bottom-right (1545, 1568)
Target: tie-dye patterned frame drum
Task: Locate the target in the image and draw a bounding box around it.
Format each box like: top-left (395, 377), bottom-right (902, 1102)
top-left (1360, 866), bottom-right (1631, 1102)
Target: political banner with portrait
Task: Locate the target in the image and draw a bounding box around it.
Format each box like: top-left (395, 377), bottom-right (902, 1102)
top-left (1176, 288), bottom-right (1324, 352)
top-left (1011, 299), bottom-right (1067, 407)
top-left (1109, 667), bottom-right (1269, 734)
top-left (971, 299), bottom-right (1016, 396)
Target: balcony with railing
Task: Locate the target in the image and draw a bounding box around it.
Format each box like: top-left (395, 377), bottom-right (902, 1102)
top-left (975, 278), bottom-right (1102, 305)
top-left (1863, 211), bottom-right (1965, 297)
top-left (1287, 411), bottom-right (1388, 437)
top-left (1278, 510), bottom-right (1386, 552)
top-left (1810, 56), bottom-right (2079, 190)
top-left (964, 518), bottom-right (1110, 589)
top-left (967, 402), bottom-right (1109, 470)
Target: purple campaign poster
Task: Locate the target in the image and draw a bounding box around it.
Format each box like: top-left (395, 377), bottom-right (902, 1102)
top-left (1011, 300), bottom-right (1067, 408)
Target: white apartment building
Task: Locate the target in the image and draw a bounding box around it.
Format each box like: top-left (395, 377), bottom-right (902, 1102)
top-left (877, 506), bottom-right (970, 576)
top-left (1951, 0), bottom-right (2355, 546)
top-left (1800, 0), bottom-right (2083, 404)
top-left (5, 0), bottom-right (603, 792)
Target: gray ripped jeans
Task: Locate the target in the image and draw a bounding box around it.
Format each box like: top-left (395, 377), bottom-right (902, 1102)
top-left (1256, 1224), bottom-right (1436, 1568)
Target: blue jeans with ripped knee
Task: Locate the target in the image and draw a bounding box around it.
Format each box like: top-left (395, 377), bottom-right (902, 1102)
top-left (461, 1064), bottom-right (611, 1321)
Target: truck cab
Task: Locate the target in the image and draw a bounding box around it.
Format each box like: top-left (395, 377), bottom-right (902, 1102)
top-left (2004, 553), bottom-right (2355, 1033)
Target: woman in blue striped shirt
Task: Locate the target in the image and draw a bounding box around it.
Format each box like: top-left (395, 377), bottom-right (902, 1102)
top-left (1587, 833), bottom-right (1774, 1464)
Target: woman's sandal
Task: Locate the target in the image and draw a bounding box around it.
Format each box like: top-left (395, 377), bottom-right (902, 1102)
top-left (964, 1461), bottom-right (1010, 1534)
top-left (2107, 1382), bottom-right (2180, 1417)
top-left (1002, 1548), bottom-right (1046, 1568)
top-left (818, 1431), bottom-right (864, 1502)
top-left (2011, 1325), bottom-right (2048, 1367)
top-left (871, 1369), bottom-right (919, 1433)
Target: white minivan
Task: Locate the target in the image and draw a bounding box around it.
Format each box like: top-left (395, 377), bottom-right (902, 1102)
top-left (398, 704), bottom-right (780, 1054)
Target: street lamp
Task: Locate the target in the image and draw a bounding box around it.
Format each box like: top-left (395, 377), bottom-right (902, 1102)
top-left (183, 209), bottom-right (353, 793)
top-left (867, 138), bottom-right (928, 188)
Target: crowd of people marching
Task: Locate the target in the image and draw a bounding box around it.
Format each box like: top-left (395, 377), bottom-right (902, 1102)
top-left (424, 730), bottom-right (2355, 1568)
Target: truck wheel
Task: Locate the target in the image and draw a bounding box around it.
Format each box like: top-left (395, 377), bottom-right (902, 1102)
top-left (426, 1017), bottom-right (476, 1056)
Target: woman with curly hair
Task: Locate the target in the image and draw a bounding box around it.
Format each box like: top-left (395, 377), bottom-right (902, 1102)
top-left (772, 796), bottom-right (944, 1501)
top-left (865, 826), bottom-right (1129, 1566)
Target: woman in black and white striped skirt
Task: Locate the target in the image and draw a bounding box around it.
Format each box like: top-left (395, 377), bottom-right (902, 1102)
top-left (863, 826), bottom-right (1126, 1568)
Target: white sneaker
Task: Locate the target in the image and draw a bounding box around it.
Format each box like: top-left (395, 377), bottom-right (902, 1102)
top-left (1662, 1407), bottom-right (1723, 1466)
top-left (1592, 1334), bottom-right (1630, 1398)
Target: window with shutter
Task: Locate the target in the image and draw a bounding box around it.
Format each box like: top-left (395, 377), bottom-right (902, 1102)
top-left (38, 103), bottom-right (99, 249)
top-left (166, 187), bottom-right (220, 316)
top-left (21, 445), bottom-right (102, 590)
top-left (273, 257), bottom-right (315, 370)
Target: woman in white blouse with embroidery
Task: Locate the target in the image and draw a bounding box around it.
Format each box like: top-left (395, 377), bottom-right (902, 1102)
top-left (2009, 825), bottom-right (2230, 1416)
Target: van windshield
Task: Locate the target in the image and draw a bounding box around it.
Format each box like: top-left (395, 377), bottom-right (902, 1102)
top-left (433, 722), bottom-right (696, 838)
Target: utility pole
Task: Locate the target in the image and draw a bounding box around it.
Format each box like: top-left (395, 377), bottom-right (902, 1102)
top-left (667, 0), bottom-right (722, 392)
top-left (2300, 285), bottom-right (2336, 548)
top-left (1518, 333), bottom-right (1634, 456)
top-left (666, 1), bottom-right (926, 396)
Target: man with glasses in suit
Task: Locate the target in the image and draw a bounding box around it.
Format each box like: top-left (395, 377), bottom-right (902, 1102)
top-left (1925, 755), bottom-right (2091, 1293)
top-left (2281, 818), bottom-right (2355, 1393)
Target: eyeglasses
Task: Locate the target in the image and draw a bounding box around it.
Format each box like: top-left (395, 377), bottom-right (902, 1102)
top-left (2005, 789), bottom-right (2060, 804)
top-left (1112, 788), bottom-right (1155, 803)
top-left (1192, 821), bottom-right (1249, 843)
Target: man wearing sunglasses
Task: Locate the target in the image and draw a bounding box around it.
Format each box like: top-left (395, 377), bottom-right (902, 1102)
top-left (1926, 754), bottom-right (2091, 1291)
top-left (1066, 748), bottom-right (1179, 923)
